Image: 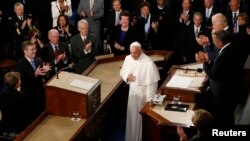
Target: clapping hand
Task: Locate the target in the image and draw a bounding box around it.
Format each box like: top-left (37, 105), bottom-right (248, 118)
top-left (177, 126), bottom-right (187, 141)
top-left (21, 20), bottom-right (27, 29)
top-left (196, 35), bottom-right (209, 47)
top-left (56, 53), bottom-right (66, 63)
top-left (151, 21), bottom-right (158, 32)
top-left (84, 41), bottom-right (92, 51)
top-left (90, 9), bottom-right (94, 17)
top-left (81, 11), bottom-right (87, 17)
top-left (195, 51), bottom-right (209, 63)
top-left (35, 66), bottom-right (46, 77)
top-left (114, 42), bottom-right (124, 50)
top-left (42, 62), bottom-right (52, 73)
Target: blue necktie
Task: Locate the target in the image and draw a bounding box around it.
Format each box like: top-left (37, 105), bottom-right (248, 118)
top-left (233, 12), bottom-right (237, 33)
top-left (31, 60), bottom-right (36, 70)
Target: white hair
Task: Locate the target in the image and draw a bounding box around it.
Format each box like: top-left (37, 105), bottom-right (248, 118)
top-left (78, 19), bottom-right (89, 27)
top-left (130, 41), bottom-right (142, 50)
top-left (48, 29), bottom-right (59, 37)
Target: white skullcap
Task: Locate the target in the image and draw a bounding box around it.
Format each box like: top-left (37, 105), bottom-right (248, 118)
top-left (130, 41), bottom-right (141, 49)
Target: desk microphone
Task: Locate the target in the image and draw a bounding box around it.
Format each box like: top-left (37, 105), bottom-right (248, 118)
top-left (56, 66), bottom-right (73, 79)
top-left (174, 67), bottom-right (203, 73)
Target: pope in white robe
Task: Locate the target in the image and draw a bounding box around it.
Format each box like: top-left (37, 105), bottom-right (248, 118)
top-left (120, 42), bottom-right (160, 141)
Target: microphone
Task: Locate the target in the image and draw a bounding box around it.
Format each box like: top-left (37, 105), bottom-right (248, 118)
top-left (56, 66), bottom-right (73, 79)
top-left (173, 67), bottom-right (203, 73)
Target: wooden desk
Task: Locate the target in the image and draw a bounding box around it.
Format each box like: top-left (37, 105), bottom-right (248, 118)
top-left (159, 63), bottom-right (208, 102)
top-left (141, 63), bottom-right (208, 141)
top-left (140, 102), bottom-right (195, 141)
top-left (0, 59), bottom-right (16, 71)
top-left (15, 112), bottom-right (86, 141)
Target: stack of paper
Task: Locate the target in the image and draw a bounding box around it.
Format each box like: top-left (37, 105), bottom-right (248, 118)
top-left (69, 79), bottom-right (95, 91)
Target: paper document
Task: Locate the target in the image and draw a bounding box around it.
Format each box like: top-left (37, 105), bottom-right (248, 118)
top-left (70, 79), bottom-right (95, 90)
top-left (166, 75), bottom-right (193, 89)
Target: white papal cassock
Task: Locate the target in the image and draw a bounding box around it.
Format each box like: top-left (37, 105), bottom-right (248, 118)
top-left (120, 53), bottom-right (160, 141)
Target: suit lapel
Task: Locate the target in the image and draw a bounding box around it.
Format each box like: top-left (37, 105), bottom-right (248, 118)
top-left (23, 57), bottom-right (35, 71)
top-left (48, 44), bottom-right (55, 61)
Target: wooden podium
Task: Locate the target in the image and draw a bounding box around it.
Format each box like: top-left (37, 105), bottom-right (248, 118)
top-left (140, 63), bottom-right (208, 141)
top-left (44, 71), bottom-right (101, 118)
top-left (159, 63), bottom-right (208, 102)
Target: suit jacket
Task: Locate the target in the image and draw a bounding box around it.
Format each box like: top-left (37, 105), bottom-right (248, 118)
top-left (185, 24), bottom-right (210, 63)
top-left (70, 34), bottom-right (96, 74)
top-left (132, 12), bottom-right (157, 50)
top-left (174, 10), bottom-right (194, 28)
top-left (38, 42), bottom-right (72, 79)
top-left (14, 57), bottom-right (45, 116)
top-left (151, 5), bottom-right (174, 50)
top-left (77, 0), bottom-right (104, 53)
top-left (0, 88), bottom-right (34, 134)
top-left (108, 25), bottom-right (136, 56)
top-left (8, 14), bottom-right (30, 60)
top-left (106, 9), bottom-right (123, 31)
top-left (225, 9), bottom-right (245, 33)
top-left (203, 43), bottom-right (240, 108)
top-left (201, 6), bottom-right (220, 28)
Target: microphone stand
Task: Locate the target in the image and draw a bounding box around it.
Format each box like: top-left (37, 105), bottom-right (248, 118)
top-left (173, 67), bottom-right (203, 73)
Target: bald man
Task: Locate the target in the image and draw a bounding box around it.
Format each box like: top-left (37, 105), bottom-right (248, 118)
top-left (120, 42), bottom-right (160, 141)
top-left (38, 29), bottom-right (72, 79)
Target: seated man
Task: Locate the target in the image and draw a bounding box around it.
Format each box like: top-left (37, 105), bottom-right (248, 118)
top-left (39, 29), bottom-right (72, 79)
top-left (0, 72), bottom-right (34, 137)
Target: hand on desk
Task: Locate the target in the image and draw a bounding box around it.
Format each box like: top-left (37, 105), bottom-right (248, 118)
top-left (177, 126), bottom-right (187, 141)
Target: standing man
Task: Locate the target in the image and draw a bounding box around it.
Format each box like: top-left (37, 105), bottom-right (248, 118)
top-left (39, 29), bottom-right (72, 79)
top-left (77, 0), bottom-right (104, 54)
top-left (106, 0), bottom-right (123, 31)
top-left (15, 41), bottom-right (51, 117)
top-left (120, 41), bottom-right (160, 141)
top-left (196, 30), bottom-right (239, 125)
top-left (9, 2), bottom-right (35, 61)
top-left (70, 19), bottom-right (96, 74)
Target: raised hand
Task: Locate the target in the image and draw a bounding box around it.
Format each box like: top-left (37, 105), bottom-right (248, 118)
top-left (35, 65), bottom-right (46, 77)
top-left (42, 62), bottom-right (52, 73)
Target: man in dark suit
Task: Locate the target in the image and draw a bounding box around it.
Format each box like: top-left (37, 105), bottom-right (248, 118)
top-left (225, 0), bottom-right (244, 34)
top-left (106, 0), bottom-right (123, 32)
top-left (9, 2), bottom-right (35, 61)
top-left (174, 0), bottom-right (194, 28)
top-left (151, 0), bottom-right (174, 50)
top-left (132, 1), bottom-right (158, 50)
top-left (15, 41), bottom-right (51, 117)
top-left (0, 72), bottom-right (34, 136)
top-left (77, 0), bottom-right (104, 54)
top-left (184, 12), bottom-right (210, 63)
top-left (70, 19), bottom-right (96, 74)
top-left (196, 30), bottom-right (240, 126)
top-left (201, 0), bottom-right (220, 29)
top-left (38, 29), bottom-right (72, 79)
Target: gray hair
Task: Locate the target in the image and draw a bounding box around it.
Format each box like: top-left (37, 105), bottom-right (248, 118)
top-left (48, 29), bottom-right (59, 37)
top-left (78, 19), bottom-right (89, 27)
top-left (193, 12), bottom-right (203, 18)
top-left (212, 13), bottom-right (228, 26)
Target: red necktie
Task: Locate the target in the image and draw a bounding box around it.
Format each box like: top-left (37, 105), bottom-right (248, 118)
top-left (55, 46), bottom-right (60, 59)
